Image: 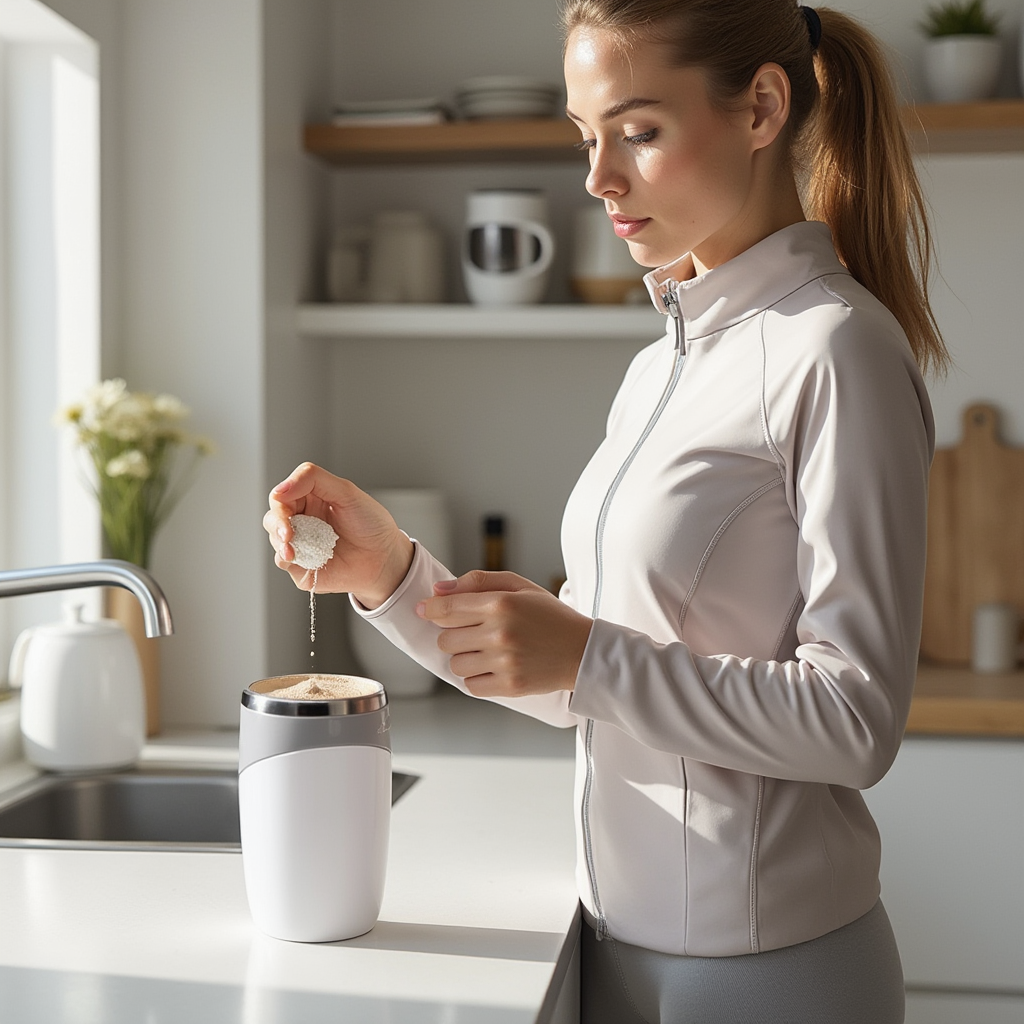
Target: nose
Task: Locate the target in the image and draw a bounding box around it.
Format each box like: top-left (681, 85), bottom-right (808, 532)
top-left (585, 142), bottom-right (629, 200)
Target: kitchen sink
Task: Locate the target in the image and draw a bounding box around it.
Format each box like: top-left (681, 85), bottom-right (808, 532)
top-left (0, 766), bottom-right (418, 852)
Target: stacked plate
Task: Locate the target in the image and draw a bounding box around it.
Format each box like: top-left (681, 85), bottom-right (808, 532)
top-left (455, 76), bottom-right (562, 120)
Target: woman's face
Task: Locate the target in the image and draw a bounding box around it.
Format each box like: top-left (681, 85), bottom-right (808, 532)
top-left (564, 26), bottom-right (761, 271)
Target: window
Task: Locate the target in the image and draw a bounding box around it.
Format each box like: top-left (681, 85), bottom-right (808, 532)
top-left (1, 0), bottom-right (100, 675)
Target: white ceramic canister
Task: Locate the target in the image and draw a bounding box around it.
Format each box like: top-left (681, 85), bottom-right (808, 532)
top-left (347, 489), bottom-right (453, 698)
top-left (366, 210), bottom-right (445, 303)
top-left (570, 202), bottom-right (647, 304)
top-left (326, 224), bottom-right (371, 302)
top-left (971, 603), bottom-right (1020, 673)
top-left (462, 189), bottom-right (554, 305)
top-left (238, 674), bottom-right (391, 942)
top-left (10, 605), bottom-right (145, 772)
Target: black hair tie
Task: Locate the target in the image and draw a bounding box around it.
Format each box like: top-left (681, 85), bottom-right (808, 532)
top-left (801, 5), bottom-right (822, 49)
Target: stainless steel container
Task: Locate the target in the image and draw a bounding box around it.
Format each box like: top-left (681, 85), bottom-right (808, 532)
top-left (238, 674), bottom-right (390, 942)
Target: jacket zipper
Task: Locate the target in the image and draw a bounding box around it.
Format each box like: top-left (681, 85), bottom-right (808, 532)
top-left (583, 289), bottom-right (686, 940)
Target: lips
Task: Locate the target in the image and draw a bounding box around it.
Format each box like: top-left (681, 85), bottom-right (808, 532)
top-left (609, 214), bottom-right (651, 239)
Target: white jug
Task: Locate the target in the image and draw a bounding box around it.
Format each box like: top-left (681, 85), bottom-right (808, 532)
top-left (9, 605), bottom-right (145, 772)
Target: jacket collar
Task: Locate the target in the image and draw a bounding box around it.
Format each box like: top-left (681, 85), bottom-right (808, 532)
top-left (643, 221), bottom-right (848, 342)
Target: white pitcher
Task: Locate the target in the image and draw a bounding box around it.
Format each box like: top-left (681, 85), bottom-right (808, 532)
top-left (10, 605), bottom-right (145, 772)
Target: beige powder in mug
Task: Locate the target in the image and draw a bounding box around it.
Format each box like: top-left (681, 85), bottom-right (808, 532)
top-left (268, 675), bottom-right (378, 701)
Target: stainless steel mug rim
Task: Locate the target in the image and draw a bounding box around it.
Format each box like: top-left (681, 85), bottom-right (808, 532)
top-left (242, 674), bottom-right (387, 717)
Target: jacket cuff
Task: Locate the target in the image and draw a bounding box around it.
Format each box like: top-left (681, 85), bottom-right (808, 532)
top-left (568, 617), bottom-right (623, 722)
top-left (349, 536), bottom-right (455, 624)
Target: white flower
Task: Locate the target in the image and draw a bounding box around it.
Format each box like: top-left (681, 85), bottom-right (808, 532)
top-left (106, 449), bottom-right (150, 479)
top-left (154, 394), bottom-right (189, 420)
top-left (104, 393), bottom-right (157, 443)
top-left (80, 379), bottom-right (129, 432)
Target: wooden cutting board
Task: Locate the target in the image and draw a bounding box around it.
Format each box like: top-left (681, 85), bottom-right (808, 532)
top-left (920, 403), bottom-right (1024, 664)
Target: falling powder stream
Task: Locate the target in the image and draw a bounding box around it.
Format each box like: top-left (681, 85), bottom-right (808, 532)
top-left (309, 568), bottom-right (318, 657)
top-left (288, 514), bottom-right (338, 668)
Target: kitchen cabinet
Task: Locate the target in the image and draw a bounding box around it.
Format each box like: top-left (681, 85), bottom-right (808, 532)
top-left (908, 663), bottom-right (1024, 737)
top-left (905, 993), bottom-right (1024, 1024)
top-left (864, 736), bottom-right (1024, 1020)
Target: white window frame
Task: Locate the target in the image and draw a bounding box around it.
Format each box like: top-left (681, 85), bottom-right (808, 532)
top-left (1, 0), bottom-right (100, 678)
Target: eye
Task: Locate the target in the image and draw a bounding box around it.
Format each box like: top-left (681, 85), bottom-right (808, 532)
top-left (574, 128), bottom-right (657, 153)
top-left (625, 128), bottom-right (658, 146)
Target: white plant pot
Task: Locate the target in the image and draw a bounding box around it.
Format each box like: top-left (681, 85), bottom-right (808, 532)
top-left (347, 489), bottom-right (453, 698)
top-left (923, 35), bottom-right (1002, 103)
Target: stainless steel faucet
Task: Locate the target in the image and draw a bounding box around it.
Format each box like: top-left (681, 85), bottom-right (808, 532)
top-left (0, 560), bottom-right (174, 637)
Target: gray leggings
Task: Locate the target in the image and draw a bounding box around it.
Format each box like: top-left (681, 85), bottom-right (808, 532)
top-left (581, 900), bottom-right (905, 1024)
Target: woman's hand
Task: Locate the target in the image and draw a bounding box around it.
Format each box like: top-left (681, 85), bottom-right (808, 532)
top-left (416, 571), bottom-right (592, 698)
top-left (263, 463), bottom-right (414, 609)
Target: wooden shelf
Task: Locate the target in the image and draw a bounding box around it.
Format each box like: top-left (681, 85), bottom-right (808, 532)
top-left (304, 101), bottom-right (1024, 165)
top-left (903, 99), bottom-right (1024, 153)
top-left (297, 303), bottom-right (665, 340)
top-left (303, 118), bottom-right (583, 166)
top-left (907, 662), bottom-right (1024, 737)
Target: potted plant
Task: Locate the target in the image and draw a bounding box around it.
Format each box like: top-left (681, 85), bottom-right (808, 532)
top-left (57, 378), bottom-right (213, 734)
top-left (920, 0), bottom-right (1002, 103)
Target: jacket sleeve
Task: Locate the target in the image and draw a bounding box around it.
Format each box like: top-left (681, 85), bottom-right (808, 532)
top-left (350, 540), bottom-right (577, 729)
top-left (567, 305), bottom-right (935, 789)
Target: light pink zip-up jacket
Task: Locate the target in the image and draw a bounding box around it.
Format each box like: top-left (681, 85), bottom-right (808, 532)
top-left (355, 221), bottom-right (935, 957)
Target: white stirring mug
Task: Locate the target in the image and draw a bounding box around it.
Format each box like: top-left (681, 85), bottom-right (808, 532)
top-left (462, 189), bottom-right (555, 305)
top-left (238, 675), bottom-right (391, 942)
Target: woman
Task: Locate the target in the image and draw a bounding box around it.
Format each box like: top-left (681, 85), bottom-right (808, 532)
top-left (266, 3), bottom-right (947, 1020)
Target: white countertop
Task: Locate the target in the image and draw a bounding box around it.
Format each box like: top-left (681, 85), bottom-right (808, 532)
top-left (0, 691), bottom-right (580, 1023)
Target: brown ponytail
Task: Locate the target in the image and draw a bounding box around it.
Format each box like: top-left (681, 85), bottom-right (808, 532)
top-left (561, 0), bottom-right (950, 375)
top-left (804, 9), bottom-right (948, 375)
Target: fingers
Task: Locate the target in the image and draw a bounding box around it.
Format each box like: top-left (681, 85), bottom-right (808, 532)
top-left (418, 590), bottom-right (516, 628)
top-left (431, 569), bottom-right (543, 597)
top-left (266, 462), bottom-right (349, 566)
top-left (270, 461), bottom-right (321, 505)
top-left (273, 550), bottom-right (314, 590)
top-left (263, 508), bottom-right (295, 563)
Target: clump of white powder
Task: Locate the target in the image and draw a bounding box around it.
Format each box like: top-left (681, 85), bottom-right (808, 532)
top-left (268, 675), bottom-right (378, 700)
top-left (289, 514), bottom-right (339, 570)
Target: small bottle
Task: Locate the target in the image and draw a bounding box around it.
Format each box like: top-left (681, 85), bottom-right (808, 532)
top-left (483, 515), bottom-right (506, 572)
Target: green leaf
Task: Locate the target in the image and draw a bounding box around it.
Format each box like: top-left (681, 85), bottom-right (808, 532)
top-left (920, 0), bottom-right (1000, 36)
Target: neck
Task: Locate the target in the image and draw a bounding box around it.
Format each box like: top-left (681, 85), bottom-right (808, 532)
top-left (691, 163), bottom-right (807, 277)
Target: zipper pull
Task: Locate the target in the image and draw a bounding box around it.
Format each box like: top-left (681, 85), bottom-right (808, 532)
top-left (661, 290), bottom-right (685, 355)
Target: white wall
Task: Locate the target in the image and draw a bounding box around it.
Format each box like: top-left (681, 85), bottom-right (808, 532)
top-left (33, 0), bottom-right (334, 722)
top-left (323, 0), bottom-right (1024, 601)
top-left (261, 0), bottom-right (338, 676)
top-left (118, 0), bottom-right (266, 726)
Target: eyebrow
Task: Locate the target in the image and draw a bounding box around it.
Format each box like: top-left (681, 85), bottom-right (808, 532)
top-left (565, 97), bottom-right (662, 124)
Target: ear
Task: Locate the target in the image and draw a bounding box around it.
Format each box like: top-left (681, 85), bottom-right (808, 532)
top-left (747, 63), bottom-right (791, 151)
